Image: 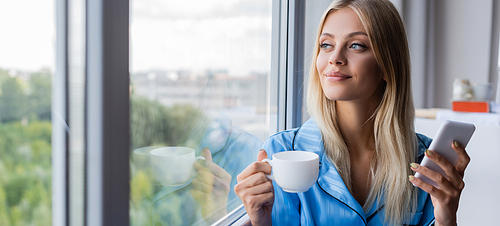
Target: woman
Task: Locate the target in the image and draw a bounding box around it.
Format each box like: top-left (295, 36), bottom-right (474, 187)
top-left (234, 0), bottom-right (469, 225)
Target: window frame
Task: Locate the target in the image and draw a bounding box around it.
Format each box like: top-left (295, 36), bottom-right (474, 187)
top-left (53, 0), bottom-right (130, 225)
top-left (53, 0), bottom-right (69, 225)
top-left (53, 0), bottom-right (306, 225)
top-left (85, 0), bottom-right (130, 225)
top-left (274, 0), bottom-right (306, 132)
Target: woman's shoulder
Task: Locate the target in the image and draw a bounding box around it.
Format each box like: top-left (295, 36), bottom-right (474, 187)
top-left (263, 118), bottom-right (321, 156)
top-left (267, 118), bottom-right (320, 140)
top-left (416, 133), bottom-right (432, 148)
top-left (263, 128), bottom-right (300, 155)
top-left (415, 133), bottom-right (433, 161)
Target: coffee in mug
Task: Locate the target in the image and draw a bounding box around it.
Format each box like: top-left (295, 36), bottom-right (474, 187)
top-left (150, 147), bottom-right (205, 187)
top-left (262, 151), bottom-right (319, 193)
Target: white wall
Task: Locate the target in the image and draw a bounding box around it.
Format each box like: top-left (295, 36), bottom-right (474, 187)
top-left (432, 0), bottom-right (495, 108)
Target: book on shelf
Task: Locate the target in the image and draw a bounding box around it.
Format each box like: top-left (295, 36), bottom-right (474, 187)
top-left (452, 100), bottom-right (489, 113)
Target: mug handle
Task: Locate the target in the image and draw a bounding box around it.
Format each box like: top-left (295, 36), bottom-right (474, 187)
top-left (194, 156), bottom-right (206, 166)
top-left (261, 158), bottom-right (274, 180)
top-left (191, 156), bottom-right (207, 178)
top-left (195, 156), bottom-right (206, 161)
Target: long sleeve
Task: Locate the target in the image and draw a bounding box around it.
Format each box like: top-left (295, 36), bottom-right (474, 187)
top-left (260, 133), bottom-right (302, 225)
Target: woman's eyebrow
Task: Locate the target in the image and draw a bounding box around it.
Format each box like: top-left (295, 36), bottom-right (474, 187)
top-left (320, 31), bottom-right (368, 39)
top-left (344, 31), bottom-right (368, 39)
top-left (320, 32), bottom-right (335, 39)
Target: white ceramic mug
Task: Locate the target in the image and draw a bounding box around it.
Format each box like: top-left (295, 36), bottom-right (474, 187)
top-left (262, 151), bottom-right (319, 193)
top-left (472, 82), bottom-right (493, 101)
top-left (132, 146), bottom-right (162, 172)
top-left (150, 147), bottom-right (205, 187)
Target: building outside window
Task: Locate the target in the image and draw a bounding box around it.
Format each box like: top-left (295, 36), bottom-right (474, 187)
top-left (129, 0), bottom-right (274, 225)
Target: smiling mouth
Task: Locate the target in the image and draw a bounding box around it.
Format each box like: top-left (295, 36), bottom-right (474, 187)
top-left (324, 71), bottom-right (352, 80)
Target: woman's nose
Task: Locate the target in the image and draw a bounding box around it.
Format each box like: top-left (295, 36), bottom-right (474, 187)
top-left (328, 49), bottom-right (346, 65)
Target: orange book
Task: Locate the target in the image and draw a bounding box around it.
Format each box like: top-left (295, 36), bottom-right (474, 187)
top-left (452, 101), bottom-right (489, 113)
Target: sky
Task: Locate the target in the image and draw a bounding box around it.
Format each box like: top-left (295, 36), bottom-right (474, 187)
top-left (0, 0), bottom-right (272, 75)
top-left (130, 0), bottom-right (272, 75)
top-left (0, 0), bottom-right (56, 72)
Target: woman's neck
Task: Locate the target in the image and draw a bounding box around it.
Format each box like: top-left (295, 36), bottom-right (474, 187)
top-left (336, 100), bottom-right (377, 155)
top-left (335, 79), bottom-right (385, 154)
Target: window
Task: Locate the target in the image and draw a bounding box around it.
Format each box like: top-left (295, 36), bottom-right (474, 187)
top-left (129, 0), bottom-right (274, 225)
top-left (51, 0), bottom-right (309, 225)
top-left (0, 1), bottom-right (54, 225)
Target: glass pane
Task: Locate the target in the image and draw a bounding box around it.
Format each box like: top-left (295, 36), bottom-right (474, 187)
top-left (129, 0), bottom-right (273, 225)
top-left (0, 1), bottom-right (54, 225)
top-left (302, 0), bottom-right (333, 123)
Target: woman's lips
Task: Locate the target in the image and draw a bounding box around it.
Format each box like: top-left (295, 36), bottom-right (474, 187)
top-left (324, 71), bottom-right (352, 81)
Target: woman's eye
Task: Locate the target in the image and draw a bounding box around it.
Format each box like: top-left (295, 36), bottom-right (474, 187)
top-left (350, 43), bottom-right (366, 50)
top-left (319, 43), bottom-right (333, 50)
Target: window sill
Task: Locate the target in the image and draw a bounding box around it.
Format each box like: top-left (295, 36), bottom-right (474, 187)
top-left (212, 204), bottom-right (250, 226)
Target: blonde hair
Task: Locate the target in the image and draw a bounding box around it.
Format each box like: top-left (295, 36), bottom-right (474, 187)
top-left (306, 0), bottom-right (418, 224)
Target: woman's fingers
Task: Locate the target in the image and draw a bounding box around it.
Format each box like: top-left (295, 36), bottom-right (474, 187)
top-left (192, 177), bottom-right (213, 193)
top-left (246, 190), bottom-right (275, 210)
top-left (236, 161), bottom-right (272, 183)
top-left (190, 189), bottom-right (206, 202)
top-left (194, 161), bottom-right (232, 182)
top-left (421, 149), bottom-right (464, 189)
top-left (236, 149), bottom-right (271, 184)
top-left (207, 162), bottom-right (232, 181)
top-left (236, 171), bottom-right (271, 190)
top-left (410, 162), bottom-right (457, 194)
top-left (409, 175), bottom-right (447, 200)
top-left (194, 166), bottom-right (215, 184)
top-left (410, 146), bottom-right (467, 200)
top-left (452, 140), bottom-right (471, 178)
top-left (257, 149), bottom-right (269, 161)
top-left (235, 171), bottom-right (273, 201)
top-left (192, 176), bottom-right (229, 191)
top-left (234, 174), bottom-right (274, 210)
top-left (236, 178), bottom-right (274, 197)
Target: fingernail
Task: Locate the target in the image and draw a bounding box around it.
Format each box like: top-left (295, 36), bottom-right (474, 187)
top-left (410, 163), bottom-right (419, 169)
top-left (260, 149), bottom-right (265, 152)
top-left (453, 140), bottom-right (459, 148)
top-left (409, 175), bottom-right (415, 181)
top-left (426, 149), bottom-right (434, 156)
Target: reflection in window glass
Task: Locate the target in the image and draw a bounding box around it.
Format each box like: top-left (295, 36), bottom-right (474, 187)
top-left (0, 1), bottom-right (54, 225)
top-left (129, 0), bottom-right (272, 225)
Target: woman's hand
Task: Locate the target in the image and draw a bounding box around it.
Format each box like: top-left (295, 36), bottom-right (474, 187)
top-left (234, 149), bottom-right (274, 226)
top-left (191, 148), bottom-right (232, 222)
top-left (409, 140), bottom-right (471, 226)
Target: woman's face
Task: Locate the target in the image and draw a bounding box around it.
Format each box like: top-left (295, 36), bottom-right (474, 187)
top-left (316, 8), bottom-right (384, 103)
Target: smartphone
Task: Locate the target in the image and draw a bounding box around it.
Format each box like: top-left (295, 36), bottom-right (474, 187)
top-left (415, 120), bottom-right (475, 188)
